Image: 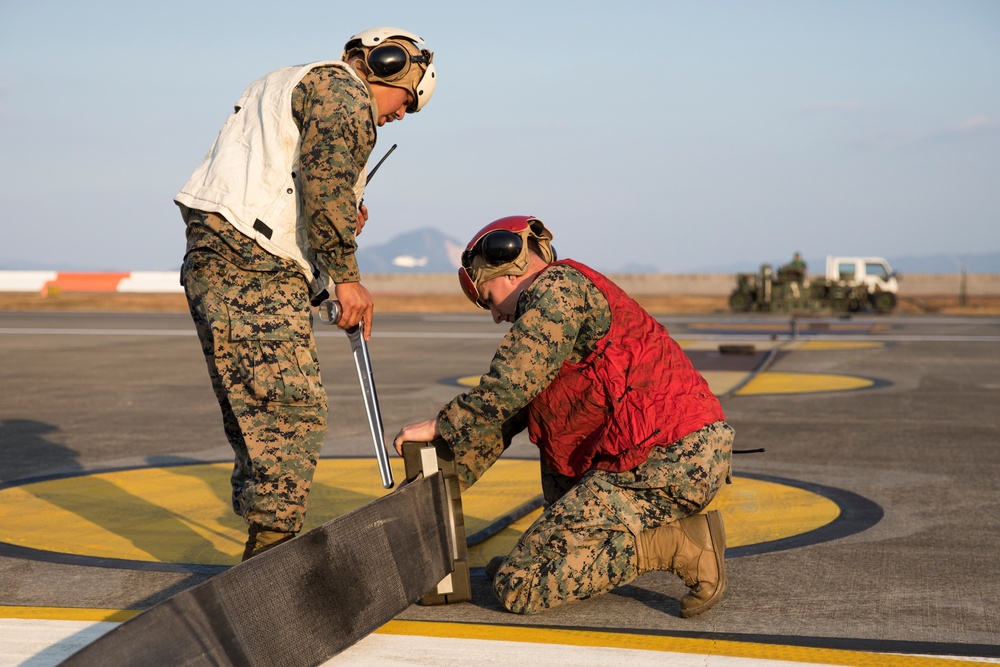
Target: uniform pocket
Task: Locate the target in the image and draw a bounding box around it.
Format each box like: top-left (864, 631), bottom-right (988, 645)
top-left (229, 314), bottom-right (320, 405)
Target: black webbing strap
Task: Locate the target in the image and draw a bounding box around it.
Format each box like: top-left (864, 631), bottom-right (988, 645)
top-left (252, 219), bottom-right (273, 239)
top-left (60, 474), bottom-right (453, 667)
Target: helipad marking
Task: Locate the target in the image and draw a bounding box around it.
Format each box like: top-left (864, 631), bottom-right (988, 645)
top-left (456, 372), bottom-right (753, 397)
top-left (0, 462), bottom-right (840, 569)
top-left (456, 369), bottom-right (881, 397)
top-left (737, 371), bottom-right (875, 395)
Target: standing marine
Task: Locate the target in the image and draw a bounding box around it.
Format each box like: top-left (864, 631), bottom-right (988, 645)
top-left (174, 27), bottom-right (437, 561)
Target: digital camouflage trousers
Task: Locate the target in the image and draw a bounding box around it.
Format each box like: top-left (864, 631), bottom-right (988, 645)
top-left (182, 249), bottom-right (328, 533)
top-left (492, 420), bottom-right (734, 614)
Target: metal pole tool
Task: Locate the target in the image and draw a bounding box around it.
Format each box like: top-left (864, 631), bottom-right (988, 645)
top-left (318, 300), bottom-right (394, 489)
top-left (313, 144), bottom-right (399, 488)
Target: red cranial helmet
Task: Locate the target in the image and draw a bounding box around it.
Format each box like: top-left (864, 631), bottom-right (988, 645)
top-left (458, 216), bottom-right (555, 308)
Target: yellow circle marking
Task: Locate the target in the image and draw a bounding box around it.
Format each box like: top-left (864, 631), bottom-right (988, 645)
top-left (737, 371), bottom-right (873, 395)
top-left (0, 461), bottom-right (837, 569)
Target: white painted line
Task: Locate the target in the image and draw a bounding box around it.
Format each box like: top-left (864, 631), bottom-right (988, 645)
top-left (0, 619), bottom-right (114, 667)
top-left (3, 618), bottom-right (998, 666)
top-left (324, 633), bottom-right (826, 667)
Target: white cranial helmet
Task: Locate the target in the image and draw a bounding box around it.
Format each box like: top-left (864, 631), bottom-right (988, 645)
top-left (342, 26), bottom-right (436, 112)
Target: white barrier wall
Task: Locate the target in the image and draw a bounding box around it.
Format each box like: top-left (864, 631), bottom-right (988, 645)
top-left (0, 271), bottom-right (59, 291)
top-left (0, 271), bottom-right (998, 296)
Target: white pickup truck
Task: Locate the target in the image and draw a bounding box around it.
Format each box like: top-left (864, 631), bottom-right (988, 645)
top-left (825, 256), bottom-right (900, 313)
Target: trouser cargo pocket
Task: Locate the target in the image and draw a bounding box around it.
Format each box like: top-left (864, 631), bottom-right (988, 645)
top-left (230, 314), bottom-right (321, 405)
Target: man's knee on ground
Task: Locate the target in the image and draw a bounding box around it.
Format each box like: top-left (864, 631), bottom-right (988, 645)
top-left (492, 565), bottom-right (547, 615)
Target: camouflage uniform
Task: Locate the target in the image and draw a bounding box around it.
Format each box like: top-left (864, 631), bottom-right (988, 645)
top-left (180, 66), bottom-right (376, 533)
top-left (437, 265), bottom-right (734, 614)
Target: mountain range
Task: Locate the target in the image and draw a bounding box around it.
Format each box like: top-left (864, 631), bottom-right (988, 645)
top-left (1, 227), bottom-right (997, 274)
top-left (356, 228), bottom-right (1000, 275)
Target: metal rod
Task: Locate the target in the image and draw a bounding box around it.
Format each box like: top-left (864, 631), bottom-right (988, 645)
top-left (347, 323), bottom-right (394, 489)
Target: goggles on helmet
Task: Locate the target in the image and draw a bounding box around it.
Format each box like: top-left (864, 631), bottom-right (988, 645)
top-left (457, 216), bottom-right (554, 309)
top-left (368, 44), bottom-right (431, 79)
top-left (343, 27), bottom-right (436, 113)
top-left (366, 43), bottom-right (434, 112)
top-left (461, 230), bottom-right (524, 269)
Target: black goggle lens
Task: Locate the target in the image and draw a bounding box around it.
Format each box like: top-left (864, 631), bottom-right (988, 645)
top-left (368, 45), bottom-right (408, 78)
top-left (481, 230), bottom-right (523, 263)
top-left (368, 44), bottom-right (432, 80)
top-left (462, 230), bottom-right (524, 269)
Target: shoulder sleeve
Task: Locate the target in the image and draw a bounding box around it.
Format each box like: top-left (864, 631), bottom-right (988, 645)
top-left (437, 265), bottom-right (601, 487)
top-left (293, 67), bottom-right (376, 283)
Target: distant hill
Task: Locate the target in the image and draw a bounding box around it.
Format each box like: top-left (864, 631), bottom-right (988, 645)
top-left (356, 227), bottom-right (463, 273)
top-left (2, 229), bottom-right (998, 274)
top-left (353, 229), bottom-right (999, 276)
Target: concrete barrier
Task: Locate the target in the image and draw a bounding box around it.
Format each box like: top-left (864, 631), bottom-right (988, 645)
top-left (0, 271), bottom-right (183, 294)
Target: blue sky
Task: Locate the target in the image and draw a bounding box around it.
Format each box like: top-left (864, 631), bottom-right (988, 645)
top-left (1, 1), bottom-right (998, 273)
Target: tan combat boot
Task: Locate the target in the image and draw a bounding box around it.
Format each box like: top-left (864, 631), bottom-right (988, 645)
top-left (636, 510), bottom-right (727, 618)
top-left (241, 525), bottom-right (296, 562)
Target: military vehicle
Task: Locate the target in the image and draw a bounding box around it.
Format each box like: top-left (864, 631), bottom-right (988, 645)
top-left (728, 255), bottom-right (899, 314)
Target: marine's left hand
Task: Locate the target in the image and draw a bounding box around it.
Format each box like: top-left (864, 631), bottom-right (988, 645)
top-left (392, 419), bottom-right (441, 456)
top-left (357, 204), bottom-right (369, 236)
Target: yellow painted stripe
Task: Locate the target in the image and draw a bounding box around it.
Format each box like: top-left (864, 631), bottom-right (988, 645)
top-left (738, 371), bottom-right (874, 395)
top-left (0, 606), bottom-right (140, 622)
top-left (699, 370), bottom-right (750, 396)
top-left (377, 620), bottom-right (995, 666)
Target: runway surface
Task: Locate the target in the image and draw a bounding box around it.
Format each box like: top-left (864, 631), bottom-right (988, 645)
top-left (1, 310), bottom-right (999, 665)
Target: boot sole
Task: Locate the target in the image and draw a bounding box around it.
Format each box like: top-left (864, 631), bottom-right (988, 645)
top-left (680, 510), bottom-right (727, 618)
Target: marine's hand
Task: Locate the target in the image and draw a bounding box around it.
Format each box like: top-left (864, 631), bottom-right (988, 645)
top-left (392, 419), bottom-right (441, 456)
top-left (334, 281), bottom-right (373, 339)
top-left (357, 204), bottom-right (369, 236)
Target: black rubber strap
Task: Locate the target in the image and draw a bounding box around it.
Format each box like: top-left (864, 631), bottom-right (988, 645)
top-left (61, 475), bottom-right (452, 666)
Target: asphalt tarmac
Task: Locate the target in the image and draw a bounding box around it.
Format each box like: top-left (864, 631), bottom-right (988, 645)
top-left (1, 309), bottom-right (999, 666)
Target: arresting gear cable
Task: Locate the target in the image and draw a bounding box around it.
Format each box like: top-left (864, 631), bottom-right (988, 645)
top-left (60, 441), bottom-right (472, 667)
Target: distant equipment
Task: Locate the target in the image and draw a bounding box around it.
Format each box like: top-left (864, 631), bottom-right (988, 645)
top-left (728, 255), bottom-right (900, 314)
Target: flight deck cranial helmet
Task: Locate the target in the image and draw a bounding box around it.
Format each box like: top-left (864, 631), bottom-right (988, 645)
top-left (342, 26), bottom-right (436, 112)
top-left (458, 216), bottom-right (556, 309)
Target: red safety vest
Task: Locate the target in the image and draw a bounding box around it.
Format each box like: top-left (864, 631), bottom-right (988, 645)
top-left (527, 260), bottom-right (725, 480)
